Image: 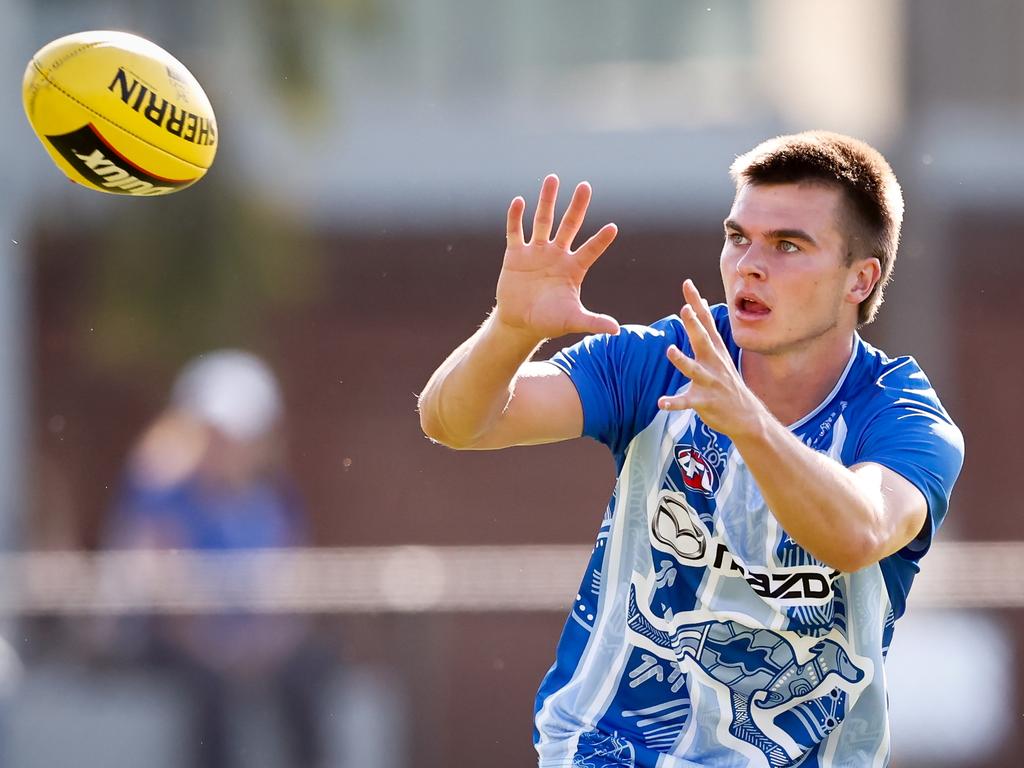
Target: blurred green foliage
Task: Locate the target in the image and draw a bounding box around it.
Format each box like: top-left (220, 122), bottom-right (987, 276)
top-left (78, 180), bottom-right (327, 377)
top-left (257, 0), bottom-right (385, 124)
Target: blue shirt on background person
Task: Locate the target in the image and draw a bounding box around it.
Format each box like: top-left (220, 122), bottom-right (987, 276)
top-left (105, 350), bottom-right (328, 768)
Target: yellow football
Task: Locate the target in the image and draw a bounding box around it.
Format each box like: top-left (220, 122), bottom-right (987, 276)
top-left (22, 30), bottom-right (217, 196)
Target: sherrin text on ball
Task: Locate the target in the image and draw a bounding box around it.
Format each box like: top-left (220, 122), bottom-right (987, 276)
top-left (22, 30), bottom-right (217, 196)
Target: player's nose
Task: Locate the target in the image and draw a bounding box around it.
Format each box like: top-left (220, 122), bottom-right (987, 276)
top-left (734, 242), bottom-right (768, 280)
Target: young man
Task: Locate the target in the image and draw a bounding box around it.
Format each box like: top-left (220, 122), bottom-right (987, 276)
top-left (418, 132), bottom-right (964, 767)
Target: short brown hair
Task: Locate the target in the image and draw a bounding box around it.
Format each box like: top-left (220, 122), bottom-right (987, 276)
top-left (729, 131), bottom-right (904, 325)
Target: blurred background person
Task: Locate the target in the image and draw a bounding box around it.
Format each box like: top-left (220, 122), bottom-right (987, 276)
top-left (105, 350), bottom-right (331, 768)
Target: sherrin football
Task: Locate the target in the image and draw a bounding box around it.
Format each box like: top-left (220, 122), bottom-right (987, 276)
top-left (22, 30), bottom-right (217, 196)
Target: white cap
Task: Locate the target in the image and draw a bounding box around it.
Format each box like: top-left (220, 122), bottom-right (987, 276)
top-left (171, 350), bottom-right (283, 441)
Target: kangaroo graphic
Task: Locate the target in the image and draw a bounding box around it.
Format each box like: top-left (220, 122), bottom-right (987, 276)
top-left (627, 585), bottom-right (864, 765)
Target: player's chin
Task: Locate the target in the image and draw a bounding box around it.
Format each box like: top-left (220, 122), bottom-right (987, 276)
top-left (730, 325), bottom-right (775, 353)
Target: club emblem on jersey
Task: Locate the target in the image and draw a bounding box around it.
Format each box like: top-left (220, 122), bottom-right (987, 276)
top-left (676, 446), bottom-right (717, 496)
top-left (652, 493), bottom-right (707, 562)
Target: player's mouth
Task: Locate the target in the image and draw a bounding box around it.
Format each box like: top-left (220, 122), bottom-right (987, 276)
top-left (734, 293), bottom-right (772, 321)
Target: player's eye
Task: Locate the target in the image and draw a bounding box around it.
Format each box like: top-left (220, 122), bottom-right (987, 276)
top-left (778, 240), bottom-right (799, 253)
top-left (726, 232), bottom-right (749, 246)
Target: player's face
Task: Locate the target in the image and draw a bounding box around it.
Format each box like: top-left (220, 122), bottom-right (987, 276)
top-left (720, 182), bottom-right (865, 356)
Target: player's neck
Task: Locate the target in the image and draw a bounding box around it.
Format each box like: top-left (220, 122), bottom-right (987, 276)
top-left (740, 331), bottom-right (856, 427)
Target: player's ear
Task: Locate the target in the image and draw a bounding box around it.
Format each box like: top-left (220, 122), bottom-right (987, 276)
top-left (847, 257), bottom-right (881, 304)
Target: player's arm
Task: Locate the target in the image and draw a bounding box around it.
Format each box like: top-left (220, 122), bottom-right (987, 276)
top-left (418, 320), bottom-right (585, 449)
top-left (725, 422), bottom-right (926, 573)
top-left (418, 175), bottom-right (619, 450)
top-left (660, 280), bottom-right (927, 573)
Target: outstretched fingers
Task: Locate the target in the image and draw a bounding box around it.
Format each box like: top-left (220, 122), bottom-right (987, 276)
top-left (659, 346), bottom-right (710, 410)
top-left (531, 174), bottom-right (560, 243)
top-left (667, 344), bottom-right (712, 384)
top-left (553, 182), bottom-right (592, 250)
top-left (679, 304), bottom-right (716, 361)
top-left (575, 223), bottom-right (619, 271)
top-left (682, 279), bottom-right (727, 355)
top-left (506, 196), bottom-right (526, 247)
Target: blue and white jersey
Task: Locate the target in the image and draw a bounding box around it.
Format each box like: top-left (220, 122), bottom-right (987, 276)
top-left (534, 306), bottom-right (964, 768)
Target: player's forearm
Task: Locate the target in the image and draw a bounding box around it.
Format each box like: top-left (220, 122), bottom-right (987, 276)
top-left (418, 313), bottom-right (545, 449)
top-left (731, 409), bottom-right (888, 572)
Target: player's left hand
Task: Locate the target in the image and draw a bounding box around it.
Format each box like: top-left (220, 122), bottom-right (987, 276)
top-left (658, 280), bottom-right (766, 438)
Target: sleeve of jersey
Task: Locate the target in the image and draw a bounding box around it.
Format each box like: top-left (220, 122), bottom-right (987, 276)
top-left (853, 398), bottom-right (965, 562)
top-left (548, 318), bottom-right (684, 456)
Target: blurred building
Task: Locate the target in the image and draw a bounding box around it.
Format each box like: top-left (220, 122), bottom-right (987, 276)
top-left (2, 0), bottom-right (1021, 766)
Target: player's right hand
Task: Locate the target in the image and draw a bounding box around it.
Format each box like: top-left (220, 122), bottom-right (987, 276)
top-left (494, 174), bottom-right (620, 341)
